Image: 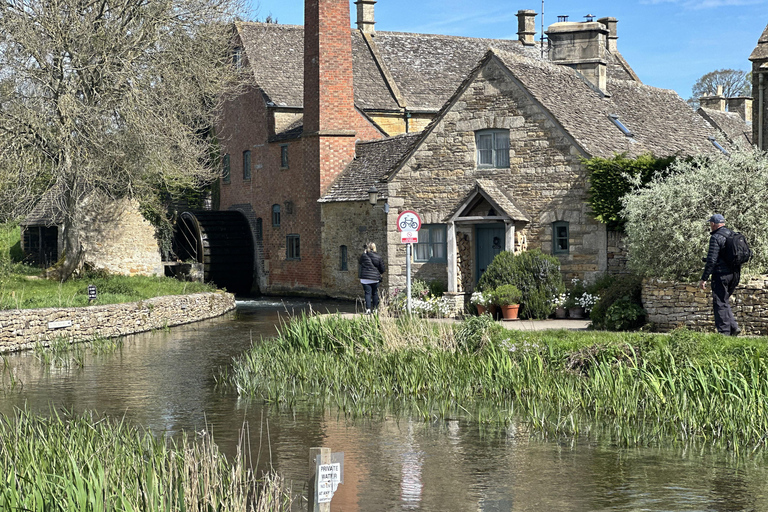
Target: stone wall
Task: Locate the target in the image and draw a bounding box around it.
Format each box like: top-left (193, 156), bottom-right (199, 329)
top-left (79, 198), bottom-right (163, 276)
top-left (642, 278), bottom-right (768, 334)
top-left (0, 292), bottom-right (236, 353)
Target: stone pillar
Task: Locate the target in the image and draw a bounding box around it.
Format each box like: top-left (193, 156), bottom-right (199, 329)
top-left (516, 10), bottom-right (537, 46)
top-left (505, 221), bottom-right (515, 254)
top-left (447, 222), bottom-right (457, 292)
top-left (355, 0), bottom-right (375, 33)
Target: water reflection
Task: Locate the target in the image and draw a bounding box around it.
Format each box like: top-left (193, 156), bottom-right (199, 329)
top-left (2, 298), bottom-right (768, 511)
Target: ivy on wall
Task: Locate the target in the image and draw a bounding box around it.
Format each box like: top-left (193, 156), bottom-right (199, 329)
top-left (585, 153), bottom-right (676, 230)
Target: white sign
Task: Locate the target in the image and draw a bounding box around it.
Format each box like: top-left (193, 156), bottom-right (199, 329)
top-left (397, 210), bottom-right (421, 233)
top-left (317, 463), bottom-right (341, 504)
top-left (401, 230), bottom-right (419, 244)
top-left (48, 320), bottom-right (73, 330)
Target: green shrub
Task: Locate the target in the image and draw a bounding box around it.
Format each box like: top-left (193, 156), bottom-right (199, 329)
top-left (478, 250), bottom-right (564, 319)
top-left (490, 284), bottom-right (522, 305)
top-left (590, 273), bottom-right (645, 330)
top-left (453, 314), bottom-right (504, 353)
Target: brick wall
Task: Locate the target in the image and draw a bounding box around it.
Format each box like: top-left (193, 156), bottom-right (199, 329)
top-left (642, 278), bottom-right (768, 334)
top-left (0, 292), bottom-right (235, 353)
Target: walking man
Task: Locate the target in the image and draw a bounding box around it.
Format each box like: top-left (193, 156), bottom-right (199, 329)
top-left (699, 214), bottom-right (740, 336)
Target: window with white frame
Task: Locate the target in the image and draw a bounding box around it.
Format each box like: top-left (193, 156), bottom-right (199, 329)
top-left (414, 224), bottom-right (447, 263)
top-left (475, 129), bottom-right (510, 168)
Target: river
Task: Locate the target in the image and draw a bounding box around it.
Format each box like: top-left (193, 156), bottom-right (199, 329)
top-left (1, 298), bottom-right (767, 511)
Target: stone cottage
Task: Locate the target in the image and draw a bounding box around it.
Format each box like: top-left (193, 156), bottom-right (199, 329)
top-left (216, 0), bottom-right (723, 303)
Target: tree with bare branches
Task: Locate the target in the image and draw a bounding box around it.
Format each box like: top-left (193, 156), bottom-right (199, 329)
top-left (687, 68), bottom-right (750, 109)
top-left (0, 0), bottom-right (246, 280)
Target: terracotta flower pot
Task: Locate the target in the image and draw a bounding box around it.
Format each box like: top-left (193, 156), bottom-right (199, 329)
top-left (500, 304), bottom-right (520, 321)
top-left (476, 304), bottom-right (486, 315)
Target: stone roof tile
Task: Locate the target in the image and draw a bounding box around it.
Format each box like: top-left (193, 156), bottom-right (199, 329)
top-left (698, 108), bottom-right (752, 146)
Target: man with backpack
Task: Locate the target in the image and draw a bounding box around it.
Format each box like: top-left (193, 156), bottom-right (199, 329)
top-left (699, 213), bottom-right (749, 336)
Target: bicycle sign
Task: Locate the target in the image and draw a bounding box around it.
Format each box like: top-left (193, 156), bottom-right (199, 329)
top-left (397, 211), bottom-right (421, 232)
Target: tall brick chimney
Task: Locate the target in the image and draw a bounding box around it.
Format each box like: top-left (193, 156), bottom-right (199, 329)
top-left (303, 0), bottom-right (357, 196)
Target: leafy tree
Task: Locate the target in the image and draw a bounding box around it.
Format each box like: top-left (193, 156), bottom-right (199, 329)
top-left (585, 153), bottom-right (676, 229)
top-left (687, 68), bottom-right (750, 109)
top-left (0, 0), bottom-right (247, 279)
top-left (622, 146), bottom-right (768, 280)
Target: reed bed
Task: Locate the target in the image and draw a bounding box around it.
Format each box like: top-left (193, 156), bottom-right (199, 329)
top-left (0, 409), bottom-right (294, 511)
top-left (230, 312), bottom-right (768, 451)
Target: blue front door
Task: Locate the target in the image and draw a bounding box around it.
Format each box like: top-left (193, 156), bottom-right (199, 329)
top-left (476, 225), bottom-right (505, 284)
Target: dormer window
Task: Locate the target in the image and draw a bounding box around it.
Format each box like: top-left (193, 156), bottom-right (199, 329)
top-left (476, 129), bottom-right (510, 168)
top-left (708, 136), bottom-right (729, 155)
top-left (608, 114), bottom-right (633, 137)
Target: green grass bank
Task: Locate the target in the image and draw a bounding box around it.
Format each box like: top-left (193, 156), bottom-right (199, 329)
top-left (0, 409), bottom-right (293, 511)
top-left (0, 221), bottom-right (214, 310)
top-left (230, 313), bottom-right (768, 451)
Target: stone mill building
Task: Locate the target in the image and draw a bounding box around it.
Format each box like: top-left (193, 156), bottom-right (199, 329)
top-left (214, 0), bottom-right (724, 306)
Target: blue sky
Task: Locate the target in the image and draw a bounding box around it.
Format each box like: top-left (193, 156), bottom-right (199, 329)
top-left (248, 0), bottom-right (767, 101)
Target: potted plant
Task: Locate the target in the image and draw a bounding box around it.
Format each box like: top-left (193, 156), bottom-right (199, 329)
top-left (491, 284), bottom-right (522, 321)
top-left (470, 291), bottom-right (491, 315)
top-left (551, 293), bottom-right (568, 319)
top-left (566, 279), bottom-right (586, 319)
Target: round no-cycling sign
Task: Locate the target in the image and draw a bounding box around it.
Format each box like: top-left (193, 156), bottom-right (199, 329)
top-left (397, 210), bottom-right (421, 244)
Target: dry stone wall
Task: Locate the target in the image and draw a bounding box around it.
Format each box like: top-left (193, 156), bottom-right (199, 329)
top-left (0, 292), bottom-right (236, 353)
top-left (642, 278), bottom-right (768, 334)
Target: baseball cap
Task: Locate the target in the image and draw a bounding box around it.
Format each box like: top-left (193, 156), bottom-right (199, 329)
top-left (708, 214), bottom-right (725, 224)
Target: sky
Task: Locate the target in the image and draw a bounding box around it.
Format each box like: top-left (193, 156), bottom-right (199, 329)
top-left (246, 0), bottom-right (768, 101)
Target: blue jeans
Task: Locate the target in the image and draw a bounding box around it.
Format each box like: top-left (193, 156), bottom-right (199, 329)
top-left (362, 282), bottom-right (380, 310)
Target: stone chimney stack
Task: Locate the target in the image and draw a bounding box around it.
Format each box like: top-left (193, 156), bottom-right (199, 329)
top-left (516, 10), bottom-right (537, 46)
top-left (699, 85), bottom-right (726, 111)
top-left (355, 0), bottom-right (376, 33)
top-left (546, 20), bottom-right (608, 93)
top-left (303, 0), bottom-right (357, 195)
top-left (597, 17), bottom-right (618, 51)
top-left (727, 97), bottom-right (753, 122)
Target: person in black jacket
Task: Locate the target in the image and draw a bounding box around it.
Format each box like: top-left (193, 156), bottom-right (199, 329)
top-left (359, 242), bottom-right (385, 314)
top-left (699, 214), bottom-right (740, 336)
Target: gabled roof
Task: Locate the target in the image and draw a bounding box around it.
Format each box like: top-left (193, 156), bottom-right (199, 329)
top-left (318, 133), bottom-right (421, 202)
top-left (491, 50), bottom-right (719, 158)
top-left (697, 107), bottom-right (752, 146)
top-left (235, 21), bottom-right (640, 113)
top-left (21, 189), bottom-right (64, 227)
top-left (320, 47), bottom-right (721, 203)
top-left (750, 23), bottom-right (768, 62)
top-left (447, 180), bottom-right (531, 223)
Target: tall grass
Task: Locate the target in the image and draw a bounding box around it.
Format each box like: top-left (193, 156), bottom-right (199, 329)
top-left (0, 409), bottom-right (294, 511)
top-left (230, 312), bottom-right (768, 451)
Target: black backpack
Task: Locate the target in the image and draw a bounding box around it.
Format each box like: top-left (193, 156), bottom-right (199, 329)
top-left (723, 232), bottom-right (753, 269)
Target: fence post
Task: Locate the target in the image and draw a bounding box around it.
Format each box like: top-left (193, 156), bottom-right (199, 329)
top-left (308, 447), bottom-right (331, 512)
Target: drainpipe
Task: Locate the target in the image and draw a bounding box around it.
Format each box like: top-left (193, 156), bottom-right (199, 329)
top-left (760, 73), bottom-right (765, 150)
top-left (404, 110), bottom-right (411, 133)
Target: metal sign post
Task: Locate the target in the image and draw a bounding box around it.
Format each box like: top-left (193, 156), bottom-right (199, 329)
top-left (397, 210), bottom-right (422, 316)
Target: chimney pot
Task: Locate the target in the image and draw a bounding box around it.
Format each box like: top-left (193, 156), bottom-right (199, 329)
top-left (355, 0), bottom-right (376, 33)
top-left (597, 17), bottom-right (618, 51)
top-left (516, 10), bottom-right (537, 46)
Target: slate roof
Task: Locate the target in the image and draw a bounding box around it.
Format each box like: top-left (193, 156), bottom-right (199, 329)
top-left (447, 179), bottom-right (531, 223)
top-left (235, 22), bottom-right (640, 113)
top-left (750, 23), bottom-right (768, 62)
top-left (697, 107), bottom-right (752, 146)
top-left (318, 133), bottom-right (421, 202)
top-left (491, 50), bottom-right (719, 159)
top-left (321, 48), bottom-right (721, 203)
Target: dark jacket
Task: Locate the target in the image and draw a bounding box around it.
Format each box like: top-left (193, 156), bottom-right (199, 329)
top-left (359, 251), bottom-right (385, 281)
top-left (701, 226), bottom-right (735, 281)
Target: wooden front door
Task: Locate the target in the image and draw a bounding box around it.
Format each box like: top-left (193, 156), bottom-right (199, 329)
top-left (475, 224), bottom-right (505, 284)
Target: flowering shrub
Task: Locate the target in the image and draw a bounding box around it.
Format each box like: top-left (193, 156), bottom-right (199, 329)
top-left (550, 293), bottom-right (568, 308)
top-left (577, 292), bottom-right (599, 312)
top-left (389, 279), bottom-right (452, 317)
top-left (470, 291), bottom-right (491, 306)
